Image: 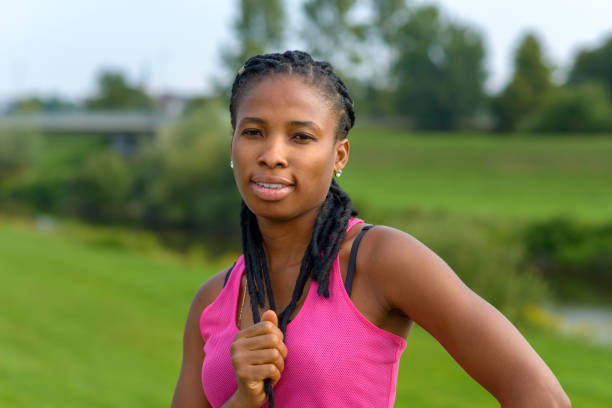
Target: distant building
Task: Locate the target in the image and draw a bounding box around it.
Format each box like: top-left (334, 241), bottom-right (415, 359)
top-left (155, 93), bottom-right (189, 117)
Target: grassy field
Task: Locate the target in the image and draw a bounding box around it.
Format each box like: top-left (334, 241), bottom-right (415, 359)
top-left (342, 129), bottom-right (612, 222)
top-left (2, 220), bottom-right (611, 407)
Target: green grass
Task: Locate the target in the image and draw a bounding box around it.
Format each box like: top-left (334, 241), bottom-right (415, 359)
top-left (1, 220), bottom-right (611, 407)
top-left (0, 220), bottom-right (210, 407)
top-left (398, 325), bottom-right (612, 407)
top-left (342, 129), bottom-right (612, 222)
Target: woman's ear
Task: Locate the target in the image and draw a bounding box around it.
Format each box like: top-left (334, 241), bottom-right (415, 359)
top-left (334, 138), bottom-right (350, 174)
top-left (229, 129), bottom-right (235, 161)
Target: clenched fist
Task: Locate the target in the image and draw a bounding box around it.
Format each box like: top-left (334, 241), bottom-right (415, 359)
top-left (228, 310), bottom-right (288, 408)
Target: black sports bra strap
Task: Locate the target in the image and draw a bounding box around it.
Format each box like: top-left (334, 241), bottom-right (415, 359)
top-left (223, 262), bottom-right (237, 288)
top-left (345, 224), bottom-right (374, 297)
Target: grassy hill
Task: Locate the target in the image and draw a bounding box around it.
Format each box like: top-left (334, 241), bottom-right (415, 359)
top-left (0, 220), bottom-right (208, 407)
top-left (342, 129), bottom-right (612, 222)
top-left (2, 220), bottom-right (611, 407)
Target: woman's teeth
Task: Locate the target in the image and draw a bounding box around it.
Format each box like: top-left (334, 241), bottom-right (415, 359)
top-left (256, 182), bottom-right (286, 189)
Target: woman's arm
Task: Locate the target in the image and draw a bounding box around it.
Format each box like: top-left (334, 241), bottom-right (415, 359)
top-left (363, 226), bottom-right (571, 407)
top-left (171, 275), bottom-right (218, 408)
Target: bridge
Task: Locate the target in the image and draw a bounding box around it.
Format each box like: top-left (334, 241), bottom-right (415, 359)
top-left (0, 111), bottom-right (174, 134)
top-left (0, 111), bottom-right (176, 153)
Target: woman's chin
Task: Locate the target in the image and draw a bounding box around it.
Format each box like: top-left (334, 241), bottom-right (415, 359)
top-left (245, 200), bottom-right (320, 223)
top-left (247, 204), bottom-right (297, 222)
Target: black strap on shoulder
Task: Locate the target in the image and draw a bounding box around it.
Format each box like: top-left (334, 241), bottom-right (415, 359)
top-left (223, 262), bottom-right (237, 288)
top-left (345, 225), bottom-right (374, 297)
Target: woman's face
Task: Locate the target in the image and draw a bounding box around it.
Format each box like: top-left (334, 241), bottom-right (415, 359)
top-left (231, 74), bottom-right (349, 221)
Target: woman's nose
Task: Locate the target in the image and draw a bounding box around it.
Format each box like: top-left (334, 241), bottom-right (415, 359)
top-left (258, 137), bottom-right (288, 168)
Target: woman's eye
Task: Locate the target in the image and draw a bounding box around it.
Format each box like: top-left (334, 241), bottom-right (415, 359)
top-left (293, 133), bottom-right (314, 142)
top-left (241, 128), bottom-right (261, 137)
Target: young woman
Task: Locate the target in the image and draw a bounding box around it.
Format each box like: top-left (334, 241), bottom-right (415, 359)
top-left (171, 50), bottom-right (570, 408)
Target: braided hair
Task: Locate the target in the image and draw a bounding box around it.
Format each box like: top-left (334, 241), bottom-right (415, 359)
top-left (230, 50), bottom-right (357, 406)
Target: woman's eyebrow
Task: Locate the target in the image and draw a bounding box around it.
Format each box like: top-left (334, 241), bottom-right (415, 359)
top-left (239, 117), bottom-right (266, 126)
top-left (289, 120), bottom-right (321, 131)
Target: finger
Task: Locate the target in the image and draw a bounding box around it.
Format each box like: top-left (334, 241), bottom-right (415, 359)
top-left (239, 322), bottom-right (285, 343)
top-left (280, 341), bottom-right (288, 359)
top-left (232, 349), bottom-right (285, 379)
top-left (237, 320), bottom-right (284, 341)
top-left (234, 362), bottom-right (279, 385)
top-left (249, 364), bottom-right (281, 385)
top-left (236, 333), bottom-right (285, 351)
top-left (246, 348), bottom-right (285, 373)
top-left (261, 309), bottom-right (278, 327)
top-left (270, 368), bottom-right (282, 387)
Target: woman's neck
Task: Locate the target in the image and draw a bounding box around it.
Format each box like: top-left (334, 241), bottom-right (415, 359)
top-left (256, 207), bottom-right (320, 273)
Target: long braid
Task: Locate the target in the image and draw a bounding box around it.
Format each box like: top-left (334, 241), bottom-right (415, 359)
top-left (232, 51), bottom-right (357, 407)
top-left (309, 180), bottom-right (356, 297)
top-left (240, 180), bottom-right (357, 329)
top-left (239, 180), bottom-right (357, 407)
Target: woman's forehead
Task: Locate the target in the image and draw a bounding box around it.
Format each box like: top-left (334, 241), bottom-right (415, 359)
top-left (235, 75), bottom-right (338, 127)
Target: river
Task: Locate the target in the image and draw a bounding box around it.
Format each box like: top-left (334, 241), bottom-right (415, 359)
top-left (541, 304), bottom-right (612, 346)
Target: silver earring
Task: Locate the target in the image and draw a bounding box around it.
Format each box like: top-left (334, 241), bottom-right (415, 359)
top-left (335, 169), bottom-right (342, 177)
top-left (230, 160), bottom-right (234, 169)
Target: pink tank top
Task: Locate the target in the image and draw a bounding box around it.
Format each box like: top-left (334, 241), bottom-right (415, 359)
top-left (200, 218), bottom-right (407, 407)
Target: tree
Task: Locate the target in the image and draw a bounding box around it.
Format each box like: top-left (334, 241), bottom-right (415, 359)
top-left (9, 96), bottom-right (76, 113)
top-left (220, 0), bottom-right (285, 84)
top-left (0, 126), bottom-right (41, 180)
top-left (301, 0), bottom-right (380, 117)
top-left (86, 70), bottom-right (154, 111)
top-left (135, 102), bottom-right (240, 251)
top-left (300, 1), bottom-right (486, 128)
top-left (493, 33), bottom-right (553, 131)
top-left (301, 0), bottom-right (367, 72)
top-left (521, 82), bottom-right (612, 133)
top-left (568, 36), bottom-right (612, 99)
top-left (389, 5), bottom-right (487, 129)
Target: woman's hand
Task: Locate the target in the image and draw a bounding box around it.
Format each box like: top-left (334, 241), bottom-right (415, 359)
top-left (229, 310), bottom-right (288, 408)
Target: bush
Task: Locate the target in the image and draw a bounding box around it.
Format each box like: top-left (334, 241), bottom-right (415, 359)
top-left (133, 102), bottom-right (241, 251)
top-left (70, 150), bottom-right (134, 222)
top-left (0, 125), bottom-right (41, 180)
top-left (368, 210), bottom-right (548, 323)
top-left (1, 102), bottom-right (241, 252)
top-left (520, 82), bottom-right (612, 133)
top-left (524, 217), bottom-right (612, 301)
top-left (5, 173), bottom-right (74, 214)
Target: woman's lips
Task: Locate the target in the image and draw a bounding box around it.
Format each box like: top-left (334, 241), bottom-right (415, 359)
top-left (250, 181), bottom-right (295, 201)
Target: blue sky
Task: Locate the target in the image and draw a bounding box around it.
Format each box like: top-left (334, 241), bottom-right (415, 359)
top-left (1, 0), bottom-right (611, 101)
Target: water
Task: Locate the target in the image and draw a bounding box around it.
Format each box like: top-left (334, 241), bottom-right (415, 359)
top-left (542, 304), bottom-right (612, 346)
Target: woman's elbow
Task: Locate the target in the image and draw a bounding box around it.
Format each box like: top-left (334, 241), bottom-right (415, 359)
top-left (500, 382), bottom-right (571, 408)
top-left (553, 389), bottom-right (571, 408)
top-left (544, 376), bottom-right (571, 408)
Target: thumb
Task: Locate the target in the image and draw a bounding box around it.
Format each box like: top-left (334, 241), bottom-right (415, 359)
top-left (261, 309), bottom-right (278, 327)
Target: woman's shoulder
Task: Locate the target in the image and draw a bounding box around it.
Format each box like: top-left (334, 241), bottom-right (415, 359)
top-left (191, 264), bottom-right (236, 316)
top-left (357, 224), bottom-right (476, 323)
top-left (359, 224), bottom-right (436, 265)
top-left (357, 224), bottom-right (449, 294)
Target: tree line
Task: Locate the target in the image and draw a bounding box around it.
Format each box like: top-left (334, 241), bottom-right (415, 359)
top-left (221, 0), bottom-right (612, 133)
top-left (6, 0), bottom-right (612, 133)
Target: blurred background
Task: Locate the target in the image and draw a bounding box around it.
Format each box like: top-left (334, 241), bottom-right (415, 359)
top-left (1, 1), bottom-right (611, 407)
